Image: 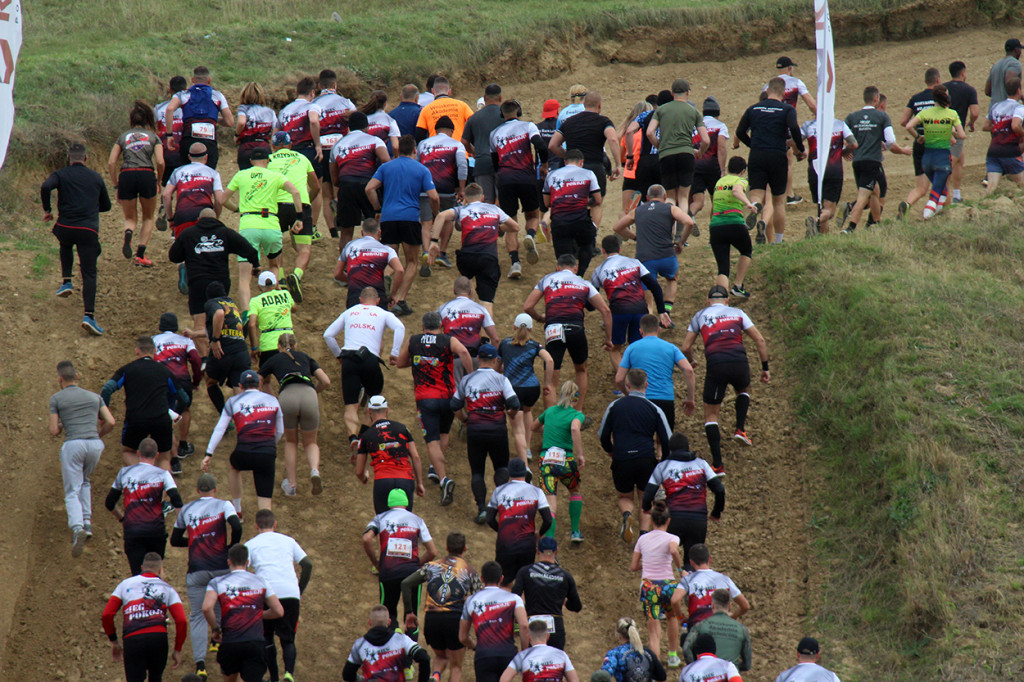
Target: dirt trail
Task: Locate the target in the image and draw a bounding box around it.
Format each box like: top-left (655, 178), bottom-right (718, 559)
top-left (0, 27), bottom-right (1005, 681)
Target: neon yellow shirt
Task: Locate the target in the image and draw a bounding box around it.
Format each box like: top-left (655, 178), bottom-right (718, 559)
top-left (227, 166), bottom-right (288, 230)
top-left (710, 174), bottom-right (748, 226)
top-left (248, 288), bottom-right (295, 352)
top-left (268, 149), bottom-right (314, 204)
top-left (917, 106), bottom-right (961, 149)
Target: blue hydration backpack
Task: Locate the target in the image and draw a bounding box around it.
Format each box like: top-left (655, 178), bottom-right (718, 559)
top-left (182, 83), bottom-right (219, 121)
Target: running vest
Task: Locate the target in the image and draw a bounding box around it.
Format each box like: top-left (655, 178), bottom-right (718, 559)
top-left (409, 332), bottom-right (456, 401)
top-left (182, 84), bottom-right (219, 122)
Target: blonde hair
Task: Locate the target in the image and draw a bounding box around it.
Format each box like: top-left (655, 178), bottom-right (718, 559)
top-left (277, 333), bottom-right (297, 351)
top-left (616, 617), bottom-right (644, 653)
top-left (556, 380), bottom-right (579, 409)
top-left (240, 82), bottom-right (267, 106)
top-left (512, 324), bottom-right (532, 345)
top-left (619, 100), bottom-right (652, 137)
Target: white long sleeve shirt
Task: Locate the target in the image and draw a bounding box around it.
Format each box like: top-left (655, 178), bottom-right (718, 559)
top-left (323, 304), bottom-right (406, 359)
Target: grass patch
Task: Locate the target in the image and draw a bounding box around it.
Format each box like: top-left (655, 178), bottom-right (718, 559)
top-left (759, 202), bottom-right (1024, 680)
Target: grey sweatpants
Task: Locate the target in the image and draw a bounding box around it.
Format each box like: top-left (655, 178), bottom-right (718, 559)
top-left (187, 569), bottom-right (228, 663)
top-left (60, 438), bottom-right (103, 531)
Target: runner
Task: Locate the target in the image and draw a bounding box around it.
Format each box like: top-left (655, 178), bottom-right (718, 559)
top-left (536, 99), bottom-right (562, 230)
top-left (701, 157), bottom-right (761, 295)
top-left (362, 488), bottom-right (438, 623)
top-left (774, 638), bottom-right (841, 682)
top-left (153, 312), bottom-right (203, 469)
top-left (392, 83), bottom-right (423, 138)
top-left (557, 85), bottom-right (588, 128)
top-left (415, 76), bottom-right (475, 143)
top-left (202, 281), bottom-right (253, 417)
top-left (202, 369), bottom-right (284, 513)
top-left (522, 254), bottom-right (613, 408)
top-left (343, 604), bottom-right (433, 682)
top-left (985, 38), bottom-right (1023, 111)
top-left (355, 394), bottom-right (426, 513)
top-left (418, 115), bottom-right (469, 276)
top-left (278, 77), bottom-right (323, 193)
top-left (511, 537), bottom-right (582, 650)
top-left (623, 90), bottom-right (672, 205)
top-left (202, 544), bottom-right (285, 682)
top-left (101, 552), bottom-right (188, 682)
top-left (329, 112), bottom-right (391, 248)
top-left (681, 589), bottom-right (751, 670)
top-left (614, 315), bottom-right (695, 431)
top-left (670, 543), bottom-right (750, 631)
top-left (109, 101), bottom-right (164, 267)
top-left (258, 334), bottom-right (330, 497)
top-left (645, 79), bottom-right (709, 219)
top-left (356, 90), bottom-right (401, 157)
top-left (600, 617), bottom-right (667, 682)
top-left (105, 438), bottom-right (183, 575)
top-left (532, 380), bottom-right (584, 542)
top-left (41, 143), bottom-right (112, 335)
top-left (677, 635), bottom-right (742, 682)
top-left (897, 68), bottom-right (941, 217)
top-left (313, 69), bottom-right (357, 233)
top-left (499, 314), bottom-right (555, 463)
top-left (485, 458), bottom-right (552, 585)
top-left (764, 56), bottom-right (817, 205)
top-left (451, 343), bottom-right (522, 522)
top-left (498, 620), bottom-right (578, 682)
top-left (688, 97), bottom-right (730, 230)
top-left (618, 100), bottom-right (653, 215)
top-left (155, 75), bottom-right (187, 189)
top-left (336, 218), bottom-right (404, 308)
top-left (396, 311), bottom-right (473, 505)
top-left (903, 85), bottom-right (965, 219)
top-left (245, 509), bottom-right (314, 682)
top-left (542, 150), bottom-right (602, 276)
top-left (235, 82), bottom-right (276, 170)
top-left (800, 117), bottom-right (857, 235)
top-left (982, 77), bottom-right (1024, 192)
top-left (598, 368), bottom-right (671, 541)
top-left (161, 143), bottom-right (225, 272)
top-left (267, 131), bottom-right (318, 300)
top-left (463, 83), bottom-right (505, 201)
top-left (438, 276), bottom-right (501, 378)
top-left (549, 92), bottom-right (620, 228)
top-left (629, 500), bottom-right (682, 664)
top-left (164, 66), bottom-right (234, 170)
top-left (49, 360), bottom-right (115, 556)
top-left (168, 473), bottom-right (242, 680)
top-left (459, 561), bottom-right (530, 682)
top-left (247, 271), bottom-right (295, 368)
top-left (641, 432), bottom-right (724, 570)
top-left (944, 61), bottom-right (980, 202)
top-left (420, 75), bottom-right (440, 107)
top-left (401, 532), bottom-right (483, 682)
top-left (323, 287), bottom-right (407, 447)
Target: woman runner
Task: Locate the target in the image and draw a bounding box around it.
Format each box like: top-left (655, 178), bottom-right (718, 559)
top-left (532, 380), bottom-right (585, 543)
top-left (629, 500), bottom-right (683, 666)
top-left (108, 101), bottom-right (164, 267)
top-left (498, 313), bottom-right (554, 463)
top-left (360, 90), bottom-right (402, 157)
top-left (599, 616), bottom-right (667, 682)
top-left (235, 82), bottom-right (277, 170)
top-left (903, 84), bottom-right (966, 219)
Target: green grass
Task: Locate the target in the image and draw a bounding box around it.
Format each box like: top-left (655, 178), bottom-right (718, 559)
top-left (758, 201), bottom-right (1024, 680)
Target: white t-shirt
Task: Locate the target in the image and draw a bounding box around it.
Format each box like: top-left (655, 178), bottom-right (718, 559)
top-left (245, 531), bottom-right (308, 600)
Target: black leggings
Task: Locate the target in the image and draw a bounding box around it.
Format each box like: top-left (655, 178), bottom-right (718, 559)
top-left (123, 632), bottom-right (168, 682)
top-left (467, 429), bottom-right (510, 510)
top-left (54, 225), bottom-right (101, 315)
top-left (125, 534), bottom-right (167, 576)
top-left (709, 223), bottom-right (752, 278)
top-left (668, 516), bottom-right (707, 570)
top-left (475, 656), bottom-right (513, 682)
top-left (373, 478), bottom-right (416, 515)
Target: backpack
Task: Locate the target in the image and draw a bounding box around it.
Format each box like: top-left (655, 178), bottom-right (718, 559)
top-left (621, 648), bottom-right (652, 682)
top-left (182, 83), bottom-right (219, 122)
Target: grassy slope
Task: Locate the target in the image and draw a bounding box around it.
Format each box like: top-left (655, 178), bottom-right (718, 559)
top-left (758, 201), bottom-right (1024, 680)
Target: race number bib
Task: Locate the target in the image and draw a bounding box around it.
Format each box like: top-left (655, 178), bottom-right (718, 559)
top-left (545, 324), bottom-right (565, 344)
top-left (191, 122), bottom-right (216, 140)
top-left (320, 134), bottom-right (343, 149)
top-left (529, 615), bottom-right (556, 633)
top-left (542, 447), bottom-right (566, 466)
top-left (386, 537), bottom-right (413, 559)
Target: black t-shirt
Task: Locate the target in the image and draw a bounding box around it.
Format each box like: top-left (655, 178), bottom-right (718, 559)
top-left (559, 111), bottom-right (615, 165)
top-left (943, 80), bottom-right (978, 126)
top-left (204, 296), bottom-right (247, 354)
top-left (258, 349), bottom-right (321, 388)
top-left (906, 88), bottom-right (937, 137)
top-left (736, 100), bottom-right (803, 153)
top-left (511, 561), bottom-right (582, 617)
top-left (110, 357), bottom-right (178, 422)
top-left (358, 419), bottom-right (415, 479)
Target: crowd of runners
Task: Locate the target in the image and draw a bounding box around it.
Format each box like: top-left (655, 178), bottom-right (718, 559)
top-left (42, 37), bottom-right (1024, 681)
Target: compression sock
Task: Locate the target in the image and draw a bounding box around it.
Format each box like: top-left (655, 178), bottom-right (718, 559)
top-left (569, 495), bottom-right (582, 533)
top-left (294, 267), bottom-right (304, 280)
top-left (953, 189), bottom-right (962, 200)
top-left (135, 245), bottom-right (146, 258)
top-left (664, 301), bottom-right (673, 312)
top-left (264, 642), bottom-right (279, 682)
top-left (207, 384), bottom-right (225, 413)
top-left (546, 518), bottom-right (556, 537)
top-left (526, 228), bottom-right (537, 237)
top-left (735, 393), bottom-right (751, 431)
top-left (232, 498), bottom-right (242, 514)
top-left (846, 221), bottom-right (857, 231)
top-left (866, 215), bottom-right (876, 226)
top-left (509, 250), bottom-right (521, 264)
top-left (705, 422), bottom-right (722, 468)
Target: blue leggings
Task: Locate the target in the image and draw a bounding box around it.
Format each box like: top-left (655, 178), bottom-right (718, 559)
top-left (921, 148), bottom-right (952, 203)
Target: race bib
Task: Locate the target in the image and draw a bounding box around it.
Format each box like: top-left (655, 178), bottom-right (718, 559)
top-left (191, 122), bottom-right (216, 140)
top-left (545, 324), bottom-right (565, 344)
top-left (320, 134), bottom-right (343, 149)
top-left (386, 537), bottom-right (413, 559)
top-left (542, 447), bottom-right (566, 466)
top-left (529, 615), bottom-right (556, 633)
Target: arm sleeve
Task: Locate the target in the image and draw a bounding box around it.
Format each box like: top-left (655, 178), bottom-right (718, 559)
top-left (640, 272), bottom-right (666, 314)
top-left (105, 487), bottom-right (122, 511)
top-left (413, 644), bottom-right (431, 682)
top-left (599, 403), bottom-right (615, 453)
top-left (167, 488), bottom-right (184, 509)
top-left (386, 313), bottom-right (407, 356)
top-left (167, 236), bottom-right (184, 263)
top-left (739, 626), bottom-right (752, 671)
top-left (641, 482), bottom-right (659, 512)
top-left (490, 151), bottom-right (500, 172)
top-left (188, 349), bottom-right (203, 384)
top-left (537, 507), bottom-right (553, 536)
top-left (342, 662), bottom-right (361, 682)
top-left (655, 407), bottom-right (671, 459)
top-left (169, 526), bottom-right (188, 547)
top-left (98, 179), bottom-right (112, 213)
top-left (170, 602), bottom-right (188, 650)
top-left (227, 515), bottom-right (243, 545)
top-left (486, 507), bottom-right (499, 531)
top-left (787, 109), bottom-right (804, 152)
top-left (323, 312), bottom-right (347, 357)
top-left (531, 135), bottom-right (549, 162)
top-left (456, 146), bottom-right (469, 181)
top-left (708, 477), bottom-right (726, 518)
top-left (40, 172), bottom-right (59, 213)
top-left (297, 556), bottom-right (313, 594)
top-left (649, 648), bottom-right (668, 681)
top-left (206, 404), bottom-right (234, 454)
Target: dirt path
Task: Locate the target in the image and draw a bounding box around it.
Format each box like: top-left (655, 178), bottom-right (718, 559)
top-left (0, 27), bottom-right (1005, 681)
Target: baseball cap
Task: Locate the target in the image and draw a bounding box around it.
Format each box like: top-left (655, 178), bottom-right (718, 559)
top-left (188, 142), bottom-right (208, 157)
top-left (368, 395), bottom-right (389, 409)
top-left (197, 473), bottom-right (217, 492)
top-left (478, 343), bottom-right (498, 359)
top-left (514, 313), bottom-right (534, 329)
top-left (542, 99), bottom-right (560, 118)
top-left (776, 56), bottom-right (797, 68)
top-left (435, 115), bottom-right (455, 131)
top-left (537, 536), bottom-right (557, 552)
top-left (272, 131), bottom-right (291, 146)
top-left (702, 96), bottom-right (721, 116)
top-left (348, 111), bottom-right (368, 131)
top-left (158, 312), bottom-right (178, 332)
top-left (797, 637), bottom-right (820, 655)
top-left (708, 285), bottom-right (729, 300)
top-left (671, 78), bottom-right (690, 94)
top-left (476, 97), bottom-right (485, 110)
top-left (239, 369), bottom-right (260, 387)
top-left (1007, 38), bottom-right (1023, 52)
top-left (508, 458), bottom-right (528, 478)
top-left (258, 270), bottom-right (277, 286)
top-left (387, 488), bottom-right (410, 508)
top-left (249, 147), bottom-right (270, 161)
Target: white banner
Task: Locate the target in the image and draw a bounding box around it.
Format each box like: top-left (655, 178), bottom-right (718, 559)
top-left (814, 0), bottom-right (835, 209)
top-left (0, 0), bottom-right (22, 172)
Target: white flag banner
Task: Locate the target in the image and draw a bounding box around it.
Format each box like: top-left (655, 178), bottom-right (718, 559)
top-left (814, 0), bottom-right (835, 208)
top-left (0, 0), bottom-right (22, 172)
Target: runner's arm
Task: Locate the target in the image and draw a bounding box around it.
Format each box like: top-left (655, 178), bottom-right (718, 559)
top-left (205, 404), bottom-right (234, 456)
top-left (105, 487), bottom-right (123, 520)
top-left (420, 539), bottom-right (438, 564)
top-left (365, 178), bottom-right (383, 211)
top-left (164, 97), bottom-right (181, 150)
top-left (801, 92), bottom-right (818, 115)
top-left (282, 180), bottom-right (303, 215)
top-left (677, 358), bottom-right (696, 411)
top-left (228, 514), bottom-right (242, 545)
top-left (500, 217), bottom-right (520, 233)
top-left (515, 605), bottom-right (530, 650)
top-left (604, 126), bottom-right (621, 177)
top-left (333, 256), bottom-right (348, 282)
top-left (548, 130), bottom-right (567, 159)
top-left (629, 550), bottom-right (642, 572)
top-left (375, 145), bottom-right (391, 164)
top-left (953, 121), bottom-right (966, 140)
top-left (531, 134), bottom-right (549, 164)
top-left (451, 337), bottom-right (474, 375)
top-left (400, 567), bottom-right (428, 616)
top-left (985, 75), bottom-right (992, 97)
top-left (968, 103), bottom-right (980, 131)
top-left (169, 526), bottom-right (188, 547)
top-left (98, 405), bottom-right (116, 437)
top-left (297, 556), bottom-right (313, 594)
top-left (708, 476), bottom-right (725, 519)
top-left (787, 109), bottom-right (805, 154)
top-left (717, 133), bottom-right (729, 170)
top-left (263, 594), bottom-right (285, 620)
top-left (499, 668), bottom-right (517, 682)
top-left (456, 146), bottom-right (468, 196)
top-left (386, 313), bottom-right (407, 358)
top-left (743, 325), bottom-right (770, 382)
top-left (361, 529), bottom-right (379, 569)
top-left (523, 288), bottom-right (545, 322)
top-left (739, 626), bottom-right (752, 671)
top-left (730, 183), bottom-right (757, 211)
top-left (641, 481), bottom-right (659, 512)
top-left (612, 211), bottom-right (637, 240)
top-left (107, 143), bottom-right (121, 187)
top-left (342, 661), bottom-right (361, 682)
top-left (1013, 115), bottom-right (1024, 137)
top-left (681, 331), bottom-right (698, 362)
top-left (226, 228), bottom-right (260, 265)
top-left (201, 588), bottom-right (219, 634)
top-left (309, 110), bottom-right (322, 162)
top-left (669, 541), bottom-right (682, 570)
top-left (40, 172), bottom-right (59, 218)
top-left (458, 618), bottom-right (474, 650)
top-left (613, 365), bottom-right (628, 394)
top-left (323, 313), bottom-right (346, 357)
top-left (695, 124), bottom-right (710, 158)
top-left (565, 574), bottom-right (583, 612)
top-left (396, 336), bottom-right (412, 368)
top-left (649, 649), bottom-right (667, 681)
top-left (167, 487), bottom-right (184, 509)
top-left (590, 294), bottom-right (614, 348)
top-left (735, 109), bottom-right (752, 147)
top-left (48, 412), bottom-right (61, 437)
top-left (537, 507), bottom-right (553, 537)
top-left (234, 111), bottom-right (247, 138)
top-left (539, 348), bottom-right (555, 392)
top-left (101, 595), bottom-right (122, 640)
top-left (598, 403), bottom-right (615, 453)
top-left (485, 505), bottom-right (499, 531)
top-left (732, 594), bottom-right (751, 619)
top-left (903, 116), bottom-right (922, 139)
top-left (409, 441), bottom-right (425, 495)
top-left (645, 115), bottom-right (660, 147)
top-left (219, 102), bottom-right (235, 129)
top-left (170, 601), bottom-right (188, 653)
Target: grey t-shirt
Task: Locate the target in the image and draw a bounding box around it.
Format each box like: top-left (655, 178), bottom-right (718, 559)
top-left (634, 200), bottom-right (675, 261)
top-left (989, 56), bottom-right (1023, 111)
top-left (845, 107), bottom-right (892, 163)
top-left (49, 385), bottom-right (103, 441)
top-left (462, 104), bottom-right (504, 175)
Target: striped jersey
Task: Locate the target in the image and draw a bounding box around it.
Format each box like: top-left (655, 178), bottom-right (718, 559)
top-left (348, 631), bottom-right (421, 682)
top-left (340, 235), bottom-right (398, 293)
top-left (647, 457), bottom-right (720, 518)
top-left (213, 390), bottom-right (283, 453)
top-left (438, 296), bottom-right (494, 352)
top-left (535, 271), bottom-right (599, 325)
top-left (490, 119), bottom-right (542, 183)
top-left (278, 98), bottom-right (314, 145)
top-left (152, 330), bottom-right (200, 385)
top-left (236, 104), bottom-right (276, 147)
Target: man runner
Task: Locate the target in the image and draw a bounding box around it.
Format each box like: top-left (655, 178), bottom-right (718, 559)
top-left (268, 131), bottom-right (319, 301)
top-left (681, 589), bottom-right (751, 670)
top-left (764, 56), bottom-right (817, 204)
top-left (438, 276), bottom-right (501, 378)
top-left (343, 605), bottom-right (433, 682)
top-left (247, 271), bottom-right (296, 368)
top-left (944, 61), bottom-right (980, 202)
top-left (701, 157), bottom-right (761, 297)
top-left (278, 77), bottom-right (322, 199)
top-left (202, 281), bottom-right (252, 417)
top-left (415, 76), bottom-right (475, 143)
top-left (499, 620), bottom-right (578, 682)
top-left (153, 312), bottom-right (203, 466)
top-left (418, 115), bottom-right (469, 274)
top-left (800, 116), bottom-right (857, 235)
top-left (330, 111), bottom-right (390, 249)
top-left (312, 69), bottom-right (357, 232)
top-left (511, 537), bottom-right (582, 651)
top-left (774, 638), bottom-right (841, 682)
top-left (983, 77), bottom-right (1024, 192)
top-left (688, 96), bottom-right (730, 228)
top-left (392, 84), bottom-right (423, 138)
top-left (335, 218), bottom-right (404, 307)
top-left (986, 38), bottom-right (1023, 112)
top-left (671, 543), bottom-right (750, 632)
top-left (459, 561), bottom-right (530, 682)
top-left (542, 149), bottom-right (602, 277)
top-left (486, 458), bottom-right (553, 586)
top-left (161, 144), bottom-right (225, 293)
top-left (677, 635), bottom-right (742, 682)
top-left (155, 75), bottom-right (187, 188)
top-left (355, 394), bottom-right (427, 513)
top-left (614, 314), bottom-right (695, 431)
top-left (462, 83), bottom-right (504, 200)
top-left (646, 79), bottom-right (709, 218)
top-left (897, 68), bottom-right (940, 218)
top-left (164, 66), bottom-right (234, 170)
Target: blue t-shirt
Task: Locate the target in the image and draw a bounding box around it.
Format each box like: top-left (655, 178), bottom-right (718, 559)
top-left (498, 338), bottom-right (542, 388)
top-left (389, 101), bottom-right (422, 138)
top-left (373, 156), bottom-right (436, 223)
top-left (619, 336), bottom-right (684, 401)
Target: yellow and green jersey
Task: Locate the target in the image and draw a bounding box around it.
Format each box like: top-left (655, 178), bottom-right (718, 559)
top-left (268, 149), bottom-right (314, 204)
top-left (227, 166), bottom-right (288, 230)
top-left (917, 106), bottom-right (961, 150)
top-left (248, 287), bottom-right (295, 352)
top-left (710, 174), bottom-right (748, 226)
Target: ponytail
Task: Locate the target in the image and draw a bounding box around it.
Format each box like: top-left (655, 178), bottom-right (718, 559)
top-left (616, 617), bottom-right (644, 653)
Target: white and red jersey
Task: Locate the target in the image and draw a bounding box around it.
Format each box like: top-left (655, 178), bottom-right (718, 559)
top-left (208, 389), bottom-right (283, 455)
top-left (173, 88), bottom-right (230, 117)
top-left (278, 98), bottom-right (315, 145)
top-left (774, 662), bottom-right (842, 682)
top-left (451, 201), bottom-right (510, 256)
top-left (111, 463), bottom-right (177, 538)
top-left (762, 75), bottom-right (809, 108)
top-left (152, 330), bottom-right (201, 385)
top-left (348, 630), bottom-right (421, 682)
top-left (173, 496), bottom-right (237, 573)
top-left (694, 115), bottom-right (730, 173)
top-left (678, 568), bottom-right (742, 627)
top-left (453, 367), bottom-right (518, 432)
top-left (987, 98), bottom-right (1024, 157)
top-left (167, 162), bottom-right (223, 217)
top-left (154, 99), bottom-right (182, 149)
top-left (543, 165), bottom-right (600, 225)
top-left (647, 457), bottom-right (720, 517)
top-left (461, 586), bottom-right (525, 659)
top-left (417, 133), bottom-right (468, 195)
top-left (508, 645), bottom-right (575, 682)
top-left (324, 304), bottom-right (406, 359)
top-left (312, 89), bottom-right (356, 146)
top-left (438, 296), bottom-right (495, 352)
top-left (589, 254), bottom-right (649, 315)
top-left (367, 110), bottom-right (401, 144)
top-left (687, 303), bottom-right (754, 366)
top-left (487, 480), bottom-right (550, 553)
top-left (340, 235), bottom-right (399, 293)
top-left (535, 270), bottom-right (600, 326)
top-left (107, 573), bottom-right (183, 638)
top-left (679, 653), bottom-right (742, 682)
top-left (490, 119), bottom-right (542, 183)
top-left (207, 569), bottom-right (275, 643)
top-left (801, 119), bottom-right (853, 178)
top-left (236, 103), bottom-right (276, 148)
top-left (365, 508), bottom-right (433, 581)
top-left (331, 130), bottom-right (386, 182)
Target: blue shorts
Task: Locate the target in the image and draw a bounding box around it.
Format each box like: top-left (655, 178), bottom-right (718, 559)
top-left (985, 155), bottom-right (1024, 176)
top-left (611, 313), bottom-right (644, 346)
top-left (641, 256), bottom-right (678, 283)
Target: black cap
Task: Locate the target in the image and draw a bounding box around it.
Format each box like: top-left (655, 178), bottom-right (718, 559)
top-left (158, 312), bottom-right (178, 332)
top-left (435, 115), bottom-right (455, 131)
top-left (205, 280), bottom-right (226, 299)
top-left (797, 637), bottom-right (820, 655)
top-left (702, 96), bottom-right (721, 116)
top-left (348, 111), bottom-right (368, 131)
top-left (708, 285), bottom-right (729, 300)
top-left (776, 56), bottom-right (797, 68)
top-left (239, 369), bottom-right (260, 387)
top-left (508, 458), bottom-right (528, 478)
top-left (249, 147), bottom-right (270, 161)
top-left (1007, 38), bottom-right (1023, 52)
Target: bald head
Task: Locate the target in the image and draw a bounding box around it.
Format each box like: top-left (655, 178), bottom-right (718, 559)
top-left (199, 207), bottom-right (217, 220)
top-left (583, 92), bottom-right (602, 110)
top-left (453, 276), bottom-right (472, 296)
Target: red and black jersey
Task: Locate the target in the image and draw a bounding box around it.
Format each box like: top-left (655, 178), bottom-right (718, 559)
top-left (543, 165), bottom-right (600, 225)
top-left (451, 201), bottom-right (511, 256)
top-left (152, 331), bottom-right (201, 385)
top-left (678, 569), bottom-right (742, 627)
top-left (409, 333), bottom-right (456, 400)
top-left (801, 118), bottom-right (853, 179)
top-left (174, 496), bottom-right (237, 572)
top-left (438, 296), bottom-right (495, 353)
top-left (347, 630), bottom-right (421, 682)
top-left (312, 90), bottom-right (355, 138)
top-left (647, 458), bottom-right (720, 518)
top-left (589, 254), bottom-right (650, 315)
top-left (358, 419), bottom-right (415, 480)
top-left (340, 235), bottom-right (399, 293)
top-left (694, 115), bottom-right (730, 174)
top-left (461, 586), bottom-right (525, 659)
top-left (417, 133), bottom-right (468, 195)
top-left (486, 480), bottom-right (550, 553)
top-left (453, 368), bottom-right (519, 432)
top-left (236, 104), bottom-right (276, 148)
top-left (167, 162), bottom-right (223, 218)
top-left (365, 508), bottom-right (433, 581)
top-left (331, 130), bottom-right (386, 182)
top-left (208, 570), bottom-right (275, 643)
top-left (687, 303), bottom-right (754, 366)
top-left (111, 463), bottom-right (177, 538)
top-left (508, 645), bottom-right (575, 682)
top-left (490, 119), bottom-right (543, 183)
top-left (107, 573), bottom-right (184, 639)
top-left (988, 98), bottom-right (1024, 157)
top-left (222, 390), bottom-right (283, 453)
top-left (278, 99), bottom-right (314, 145)
top-left (535, 271), bottom-right (600, 325)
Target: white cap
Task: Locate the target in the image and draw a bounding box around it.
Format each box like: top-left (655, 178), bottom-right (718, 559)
top-left (367, 395), bottom-right (388, 409)
top-left (258, 271), bottom-right (277, 286)
top-left (514, 313), bottom-right (534, 329)
top-left (476, 97), bottom-right (485, 110)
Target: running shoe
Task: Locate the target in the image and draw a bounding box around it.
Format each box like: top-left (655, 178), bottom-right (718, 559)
top-left (310, 470), bottom-right (323, 496)
top-left (427, 465), bottom-right (440, 484)
top-left (508, 261), bottom-right (523, 279)
top-left (840, 202), bottom-right (853, 228)
top-left (71, 529), bottom-right (86, 558)
top-left (441, 478), bottom-right (456, 507)
top-left (313, 227), bottom-right (323, 242)
top-left (620, 511), bottom-right (635, 544)
top-left (537, 221), bottom-right (550, 243)
top-left (122, 230), bottom-right (133, 259)
top-left (56, 281), bottom-right (73, 298)
top-left (952, 197), bottom-right (963, 204)
top-left (690, 221), bottom-right (700, 237)
top-left (83, 522), bottom-right (93, 538)
top-left (196, 666), bottom-right (208, 680)
top-left (840, 225), bottom-right (856, 235)
top-left (523, 234), bottom-right (539, 264)
top-left (281, 478), bottom-right (297, 497)
top-left (420, 252), bottom-right (431, 278)
top-left (786, 194), bottom-right (803, 205)
top-left (156, 206), bottom-right (168, 232)
top-left (733, 430), bottom-right (752, 446)
top-left (922, 207), bottom-right (935, 219)
top-left (570, 530), bottom-right (584, 545)
top-left (431, 672), bottom-right (442, 682)
top-left (436, 253), bottom-right (453, 268)
top-left (170, 456), bottom-right (182, 475)
top-left (81, 316), bottom-right (104, 336)
top-left (391, 300), bottom-right (414, 316)
top-left (177, 264), bottom-right (189, 296)
top-left (177, 441), bottom-right (194, 459)
top-left (730, 285), bottom-right (750, 299)
top-left (755, 220), bottom-right (767, 245)
top-left (745, 202), bottom-right (763, 230)
top-left (284, 673), bottom-right (296, 682)
top-left (134, 255), bottom-right (154, 267)
top-left (804, 215), bottom-right (818, 239)
top-left (285, 273), bottom-right (303, 303)
top-left (349, 436), bottom-right (360, 463)
top-left (897, 200), bottom-right (910, 220)
top-left (711, 464), bottom-right (725, 475)
top-left (667, 653), bottom-right (682, 668)
top-left (526, 449), bottom-right (533, 461)
top-left (474, 509), bottom-right (488, 525)
top-left (208, 642), bottom-right (220, 654)
top-left (405, 665), bottom-right (416, 681)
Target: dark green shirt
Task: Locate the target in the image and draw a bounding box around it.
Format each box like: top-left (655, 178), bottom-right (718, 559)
top-left (682, 612), bottom-right (751, 670)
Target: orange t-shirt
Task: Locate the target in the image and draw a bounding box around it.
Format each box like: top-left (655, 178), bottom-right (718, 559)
top-left (416, 96), bottom-right (475, 142)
